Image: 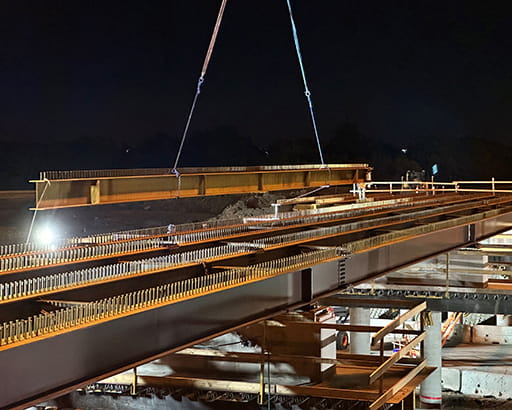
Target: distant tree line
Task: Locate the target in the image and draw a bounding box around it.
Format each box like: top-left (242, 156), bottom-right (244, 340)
top-left (1, 122), bottom-right (511, 189)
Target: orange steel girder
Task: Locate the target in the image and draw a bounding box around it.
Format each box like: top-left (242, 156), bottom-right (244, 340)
top-left (31, 164), bottom-right (371, 210)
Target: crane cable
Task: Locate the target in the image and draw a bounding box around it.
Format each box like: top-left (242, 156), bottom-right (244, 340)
top-left (285, 0), bottom-right (326, 166)
top-left (173, 0), bottom-right (326, 171)
top-left (172, 0), bottom-right (228, 174)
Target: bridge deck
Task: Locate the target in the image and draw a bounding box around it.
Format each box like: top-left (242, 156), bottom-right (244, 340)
top-left (2, 191), bottom-right (512, 409)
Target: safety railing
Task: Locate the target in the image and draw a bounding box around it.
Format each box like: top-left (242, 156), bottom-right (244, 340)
top-left (452, 179), bottom-right (512, 194)
top-left (368, 301), bottom-right (428, 409)
top-left (362, 180), bottom-right (456, 194)
top-left (364, 179), bottom-right (512, 195)
top-left (262, 301), bottom-right (428, 410)
top-left (0, 247), bottom-right (345, 347)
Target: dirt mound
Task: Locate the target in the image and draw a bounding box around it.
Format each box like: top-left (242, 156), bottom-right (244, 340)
top-left (210, 191), bottom-right (299, 220)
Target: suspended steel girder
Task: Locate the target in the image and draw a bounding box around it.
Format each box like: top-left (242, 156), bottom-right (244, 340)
top-left (31, 164), bottom-right (371, 210)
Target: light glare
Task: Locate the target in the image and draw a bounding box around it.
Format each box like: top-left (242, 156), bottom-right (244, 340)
top-left (35, 226), bottom-right (57, 246)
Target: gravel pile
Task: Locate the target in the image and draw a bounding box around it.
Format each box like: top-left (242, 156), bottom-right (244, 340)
top-left (209, 191), bottom-right (295, 220)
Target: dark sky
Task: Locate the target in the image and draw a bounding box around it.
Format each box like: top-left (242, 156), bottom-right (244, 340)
top-left (1, 1), bottom-right (511, 148)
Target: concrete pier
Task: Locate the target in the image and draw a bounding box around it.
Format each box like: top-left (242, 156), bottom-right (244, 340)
top-left (349, 307), bottom-right (371, 355)
top-left (420, 311), bottom-right (442, 406)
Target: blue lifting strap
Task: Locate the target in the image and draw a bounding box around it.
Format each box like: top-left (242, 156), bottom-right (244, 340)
top-left (285, 0), bottom-right (326, 166)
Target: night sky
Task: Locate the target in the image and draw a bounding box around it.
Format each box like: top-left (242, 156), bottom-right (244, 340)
top-left (1, 1), bottom-right (512, 161)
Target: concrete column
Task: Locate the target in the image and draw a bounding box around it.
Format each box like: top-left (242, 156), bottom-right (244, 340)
top-left (496, 315), bottom-right (510, 326)
top-left (420, 311), bottom-right (442, 406)
top-left (349, 307), bottom-right (371, 355)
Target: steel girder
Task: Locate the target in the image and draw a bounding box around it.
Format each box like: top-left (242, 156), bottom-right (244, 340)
top-left (32, 164), bottom-right (371, 209)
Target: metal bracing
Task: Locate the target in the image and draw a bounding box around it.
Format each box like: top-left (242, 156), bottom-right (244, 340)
top-left (328, 286), bottom-right (512, 315)
top-left (85, 301), bottom-right (431, 409)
